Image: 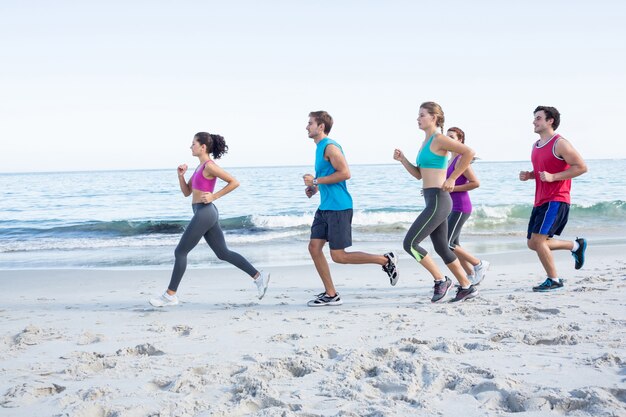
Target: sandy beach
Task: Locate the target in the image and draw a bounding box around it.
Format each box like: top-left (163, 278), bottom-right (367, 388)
top-left (1, 243), bottom-right (624, 417)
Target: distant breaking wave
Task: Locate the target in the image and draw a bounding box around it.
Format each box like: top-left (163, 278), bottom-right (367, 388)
top-left (0, 201), bottom-right (623, 253)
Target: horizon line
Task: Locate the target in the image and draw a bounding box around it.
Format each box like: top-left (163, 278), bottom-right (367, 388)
top-left (1, 158), bottom-right (623, 175)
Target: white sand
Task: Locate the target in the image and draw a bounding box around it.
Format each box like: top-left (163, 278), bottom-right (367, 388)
top-left (1, 243), bottom-right (625, 416)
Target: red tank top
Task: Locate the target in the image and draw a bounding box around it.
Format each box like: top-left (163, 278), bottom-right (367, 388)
top-left (191, 160), bottom-right (217, 192)
top-left (531, 134), bottom-right (571, 207)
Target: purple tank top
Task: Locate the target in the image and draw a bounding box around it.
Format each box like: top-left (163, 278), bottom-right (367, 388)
top-left (191, 160), bottom-right (217, 192)
top-left (447, 155), bottom-right (472, 213)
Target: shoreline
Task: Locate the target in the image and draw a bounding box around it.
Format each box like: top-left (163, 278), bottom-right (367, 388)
top-left (2, 235), bottom-right (625, 272)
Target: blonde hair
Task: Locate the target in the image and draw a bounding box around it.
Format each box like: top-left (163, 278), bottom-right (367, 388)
top-left (420, 101), bottom-right (445, 133)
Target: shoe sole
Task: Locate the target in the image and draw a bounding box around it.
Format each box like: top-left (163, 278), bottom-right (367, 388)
top-left (450, 289), bottom-right (479, 303)
top-left (390, 273), bottom-right (399, 286)
top-left (431, 281), bottom-right (452, 303)
top-left (574, 240), bottom-right (587, 270)
top-left (258, 275), bottom-right (271, 300)
top-left (307, 300), bottom-right (343, 307)
top-left (149, 300), bottom-right (179, 307)
top-left (532, 287), bottom-right (564, 292)
top-left (386, 253), bottom-right (399, 286)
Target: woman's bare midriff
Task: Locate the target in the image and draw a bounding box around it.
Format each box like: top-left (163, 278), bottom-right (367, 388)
top-left (191, 189), bottom-right (209, 204)
top-left (420, 168), bottom-right (446, 189)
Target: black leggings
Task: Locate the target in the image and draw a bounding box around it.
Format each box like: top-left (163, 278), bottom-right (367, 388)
top-left (447, 210), bottom-right (471, 249)
top-left (403, 188), bottom-right (457, 264)
top-left (168, 203), bottom-right (258, 292)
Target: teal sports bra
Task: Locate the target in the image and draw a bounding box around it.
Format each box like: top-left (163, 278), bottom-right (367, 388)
top-left (417, 134), bottom-right (448, 169)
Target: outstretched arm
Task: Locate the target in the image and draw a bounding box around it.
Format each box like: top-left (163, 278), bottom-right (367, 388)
top-left (393, 148), bottom-right (422, 180)
top-left (178, 164), bottom-right (192, 197)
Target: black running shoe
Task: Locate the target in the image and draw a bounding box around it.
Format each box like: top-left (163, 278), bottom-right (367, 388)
top-left (307, 293), bottom-right (343, 307)
top-left (449, 285), bottom-right (478, 303)
top-left (571, 237), bottom-right (587, 270)
top-left (382, 252), bottom-right (399, 286)
top-left (431, 277), bottom-right (452, 303)
top-left (532, 278), bottom-right (564, 292)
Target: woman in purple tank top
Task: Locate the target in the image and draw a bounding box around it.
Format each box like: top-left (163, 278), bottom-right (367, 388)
top-left (446, 127), bottom-right (490, 285)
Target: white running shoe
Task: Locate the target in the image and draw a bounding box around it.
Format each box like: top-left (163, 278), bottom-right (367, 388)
top-left (255, 271), bottom-right (270, 300)
top-left (149, 292), bottom-right (179, 307)
top-left (472, 260), bottom-right (490, 286)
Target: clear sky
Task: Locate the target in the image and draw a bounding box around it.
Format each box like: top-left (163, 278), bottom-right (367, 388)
top-left (1, 0), bottom-right (625, 172)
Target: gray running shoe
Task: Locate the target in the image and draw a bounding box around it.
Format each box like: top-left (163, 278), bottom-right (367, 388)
top-left (472, 260), bottom-right (490, 286)
top-left (149, 292), bottom-right (179, 307)
top-left (431, 277), bottom-right (452, 303)
top-left (307, 293), bottom-right (343, 307)
top-left (449, 285), bottom-right (478, 302)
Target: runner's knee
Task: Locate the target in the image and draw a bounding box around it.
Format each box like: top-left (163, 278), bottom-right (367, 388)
top-left (402, 235), bottom-right (415, 256)
top-left (434, 242), bottom-right (456, 264)
top-left (308, 240), bottom-right (324, 256)
top-left (330, 250), bottom-right (348, 264)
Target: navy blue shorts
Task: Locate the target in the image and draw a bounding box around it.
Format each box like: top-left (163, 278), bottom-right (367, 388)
top-left (310, 209), bottom-right (353, 250)
top-left (527, 201), bottom-right (570, 239)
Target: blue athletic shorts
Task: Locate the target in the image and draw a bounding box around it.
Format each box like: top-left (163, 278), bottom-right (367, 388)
top-left (527, 201), bottom-right (570, 239)
top-left (310, 209), bottom-right (353, 250)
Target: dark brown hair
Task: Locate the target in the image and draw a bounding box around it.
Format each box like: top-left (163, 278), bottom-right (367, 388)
top-left (447, 127), bottom-right (465, 143)
top-left (534, 106), bottom-right (561, 130)
top-left (308, 111), bottom-right (333, 134)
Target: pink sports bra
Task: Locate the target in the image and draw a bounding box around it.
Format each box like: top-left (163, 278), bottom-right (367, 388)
top-left (190, 160), bottom-right (217, 192)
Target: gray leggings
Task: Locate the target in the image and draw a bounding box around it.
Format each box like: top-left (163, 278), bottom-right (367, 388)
top-left (447, 210), bottom-right (471, 249)
top-left (168, 203), bottom-right (258, 292)
top-left (403, 188), bottom-right (457, 264)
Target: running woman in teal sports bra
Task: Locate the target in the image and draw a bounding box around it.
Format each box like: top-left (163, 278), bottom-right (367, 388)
top-left (393, 101), bottom-right (478, 303)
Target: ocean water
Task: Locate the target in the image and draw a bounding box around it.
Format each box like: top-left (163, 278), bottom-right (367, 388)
top-left (1, 160), bottom-right (625, 269)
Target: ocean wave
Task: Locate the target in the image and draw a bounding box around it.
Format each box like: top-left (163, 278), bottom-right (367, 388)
top-left (0, 220), bottom-right (188, 238)
top-left (0, 201), bottom-right (623, 242)
top-left (0, 236), bottom-right (182, 253)
top-left (0, 230), bottom-right (311, 253)
top-left (471, 200), bottom-right (625, 222)
top-left (571, 200), bottom-right (626, 215)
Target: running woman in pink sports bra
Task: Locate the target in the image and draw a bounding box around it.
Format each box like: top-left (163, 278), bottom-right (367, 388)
top-left (149, 132), bottom-right (270, 307)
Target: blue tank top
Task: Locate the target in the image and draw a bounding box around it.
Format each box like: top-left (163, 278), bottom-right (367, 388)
top-left (315, 138), bottom-right (353, 210)
top-left (417, 134), bottom-right (448, 169)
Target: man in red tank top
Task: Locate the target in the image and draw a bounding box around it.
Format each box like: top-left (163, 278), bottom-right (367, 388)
top-left (518, 106), bottom-right (588, 292)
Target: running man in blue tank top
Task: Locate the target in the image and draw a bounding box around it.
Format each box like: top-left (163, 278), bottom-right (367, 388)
top-left (302, 111), bottom-right (398, 307)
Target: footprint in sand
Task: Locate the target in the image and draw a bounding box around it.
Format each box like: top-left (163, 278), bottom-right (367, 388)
top-left (1, 383), bottom-right (66, 408)
top-left (172, 324), bottom-right (192, 336)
